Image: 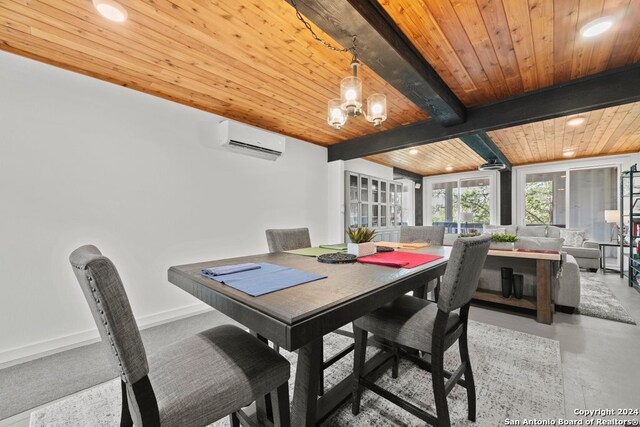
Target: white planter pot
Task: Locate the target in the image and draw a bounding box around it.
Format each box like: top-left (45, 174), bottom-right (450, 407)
top-left (490, 241), bottom-right (515, 251)
top-left (347, 242), bottom-right (377, 257)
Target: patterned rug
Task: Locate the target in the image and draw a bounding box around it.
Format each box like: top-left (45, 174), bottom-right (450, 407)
top-left (577, 272), bottom-right (636, 325)
top-left (30, 321), bottom-right (563, 426)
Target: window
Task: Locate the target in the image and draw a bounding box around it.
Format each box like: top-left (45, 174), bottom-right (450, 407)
top-left (569, 167), bottom-right (617, 242)
top-left (429, 175), bottom-right (494, 233)
top-left (524, 172), bottom-right (566, 226)
top-left (518, 162), bottom-right (620, 245)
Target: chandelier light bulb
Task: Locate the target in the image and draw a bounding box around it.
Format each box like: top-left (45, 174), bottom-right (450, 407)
top-left (366, 93), bottom-right (387, 128)
top-left (327, 98), bottom-right (347, 130)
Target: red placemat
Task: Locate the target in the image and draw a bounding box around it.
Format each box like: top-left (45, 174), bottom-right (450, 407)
top-left (357, 251), bottom-right (444, 268)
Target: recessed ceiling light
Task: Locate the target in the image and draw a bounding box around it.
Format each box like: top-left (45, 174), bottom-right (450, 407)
top-left (580, 16), bottom-right (615, 38)
top-left (445, 165), bottom-right (454, 171)
top-left (567, 117), bottom-right (586, 126)
top-left (563, 150), bottom-right (575, 157)
top-left (409, 148), bottom-right (419, 155)
top-left (93, 0), bottom-right (128, 22)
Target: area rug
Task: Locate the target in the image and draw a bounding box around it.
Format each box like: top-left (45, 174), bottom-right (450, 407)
top-left (577, 273), bottom-right (636, 325)
top-left (30, 321), bottom-right (564, 426)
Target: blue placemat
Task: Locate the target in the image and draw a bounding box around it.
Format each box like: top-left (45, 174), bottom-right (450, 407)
top-left (201, 262), bottom-right (326, 296)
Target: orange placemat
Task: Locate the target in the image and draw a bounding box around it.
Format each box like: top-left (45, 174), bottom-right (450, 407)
top-left (374, 241), bottom-right (430, 249)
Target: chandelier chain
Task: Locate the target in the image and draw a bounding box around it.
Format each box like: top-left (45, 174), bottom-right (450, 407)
top-left (289, 0), bottom-right (357, 56)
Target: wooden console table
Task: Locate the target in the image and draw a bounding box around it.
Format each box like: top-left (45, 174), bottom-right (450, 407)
top-left (473, 249), bottom-right (561, 324)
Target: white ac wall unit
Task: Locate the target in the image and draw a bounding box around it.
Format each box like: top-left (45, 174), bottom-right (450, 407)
top-left (217, 120), bottom-right (285, 161)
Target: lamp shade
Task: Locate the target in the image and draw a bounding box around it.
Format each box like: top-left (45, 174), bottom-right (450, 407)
top-left (604, 210), bottom-right (620, 223)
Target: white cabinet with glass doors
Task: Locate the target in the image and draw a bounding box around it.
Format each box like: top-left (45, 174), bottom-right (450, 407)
top-left (346, 171), bottom-right (403, 242)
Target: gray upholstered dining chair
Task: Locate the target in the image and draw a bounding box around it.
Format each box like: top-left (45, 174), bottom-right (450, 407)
top-left (400, 225), bottom-right (445, 245)
top-left (351, 234), bottom-right (491, 426)
top-left (400, 225), bottom-right (446, 300)
top-left (266, 227), bottom-right (312, 253)
top-left (70, 245), bottom-right (291, 427)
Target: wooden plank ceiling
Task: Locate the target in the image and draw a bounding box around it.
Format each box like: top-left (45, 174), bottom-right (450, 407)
top-left (489, 101), bottom-right (640, 165)
top-left (378, 0), bottom-right (640, 106)
top-left (370, 101), bottom-right (640, 175)
top-left (0, 0), bottom-right (427, 146)
top-left (365, 138), bottom-right (486, 176)
top-left (1, 0), bottom-right (638, 171)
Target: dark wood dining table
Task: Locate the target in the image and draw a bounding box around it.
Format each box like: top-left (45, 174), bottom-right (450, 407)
top-left (168, 245), bottom-right (450, 426)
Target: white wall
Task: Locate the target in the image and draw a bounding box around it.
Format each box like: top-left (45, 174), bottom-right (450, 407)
top-left (326, 159), bottom-right (394, 243)
top-left (0, 52), bottom-right (329, 364)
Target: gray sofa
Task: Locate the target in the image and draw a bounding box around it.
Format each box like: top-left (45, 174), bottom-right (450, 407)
top-left (443, 228), bottom-right (582, 310)
top-left (484, 225), bottom-right (600, 271)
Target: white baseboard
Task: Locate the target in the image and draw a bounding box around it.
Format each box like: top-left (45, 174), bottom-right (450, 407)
top-left (0, 303), bottom-right (212, 370)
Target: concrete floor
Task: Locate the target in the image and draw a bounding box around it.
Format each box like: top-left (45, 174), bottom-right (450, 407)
top-left (470, 271), bottom-right (640, 416)
top-left (1, 271), bottom-right (638, 426)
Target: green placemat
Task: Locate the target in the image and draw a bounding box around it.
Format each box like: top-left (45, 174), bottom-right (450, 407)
top-left (284, 247), bottom-right (345, 257)
top-left (319, 244), bottom-right (348, 251)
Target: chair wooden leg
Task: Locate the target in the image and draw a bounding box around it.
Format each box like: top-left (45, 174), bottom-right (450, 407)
top-left (432, 342), bottom-right (451, 427)
top-left (459, 328), bottom-right (476, 421)
top-left (391, 345), bottom-right (399, 379)
top-left (352, 324), bottom-right (368, 415)
top-left (272, 381), bottom-right (291, 427)
top-left (119, 380), bottom-right (133, 427)
top-left (229, 412), bottom-right (240, 427)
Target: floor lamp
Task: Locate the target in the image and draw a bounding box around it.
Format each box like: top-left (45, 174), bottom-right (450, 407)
top-left (604, 210), bottom-right (620, 243)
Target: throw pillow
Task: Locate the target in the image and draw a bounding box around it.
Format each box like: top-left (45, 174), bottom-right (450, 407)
top-left (515, 237), bottom-right (564, 252)
top-left (559, 229), bottom-right (585, 247)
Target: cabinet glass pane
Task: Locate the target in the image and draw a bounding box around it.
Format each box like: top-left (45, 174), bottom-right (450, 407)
top-left (361, 203), bottom-right (369, 227)
top-left (361, 177), bottom-right (369, 202)
top-left (390, 205), bottom-right (395, 226)
top-left (381, 182), bottom-right (387, 203)
top-left (381, 206), bottom-right (387, 227)
top-left (372, 205), bottom-right (379, 227)
top-left (372, 180), bottom-right (379, 203)
top-left (350, 175), bottom-right (358, 202)
top-left (349, 202), bottom-right (359, 227)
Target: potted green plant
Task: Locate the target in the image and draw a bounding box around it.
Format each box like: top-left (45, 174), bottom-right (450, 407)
top-left (490, 233), bottom-right (518, 251)
top-left (346, 227), bottom-right (377, 257)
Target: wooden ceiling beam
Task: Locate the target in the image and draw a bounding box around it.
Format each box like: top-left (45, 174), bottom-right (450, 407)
top-left (459, 132), bottom-right (512, 170)
top-left (328, 64), bottom-right (640, 161)
top-left (289, 0), bottom-right (466, 125)
top-left (393, 167), bottom-right (424, 181)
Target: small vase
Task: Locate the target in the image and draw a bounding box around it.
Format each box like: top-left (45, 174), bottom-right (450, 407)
top-left (347, 242), bottom-right (377, 257)
top-left (513, 274), bottom-right (524, 299)
top-left (490, 241), bottom-right (515, 251)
